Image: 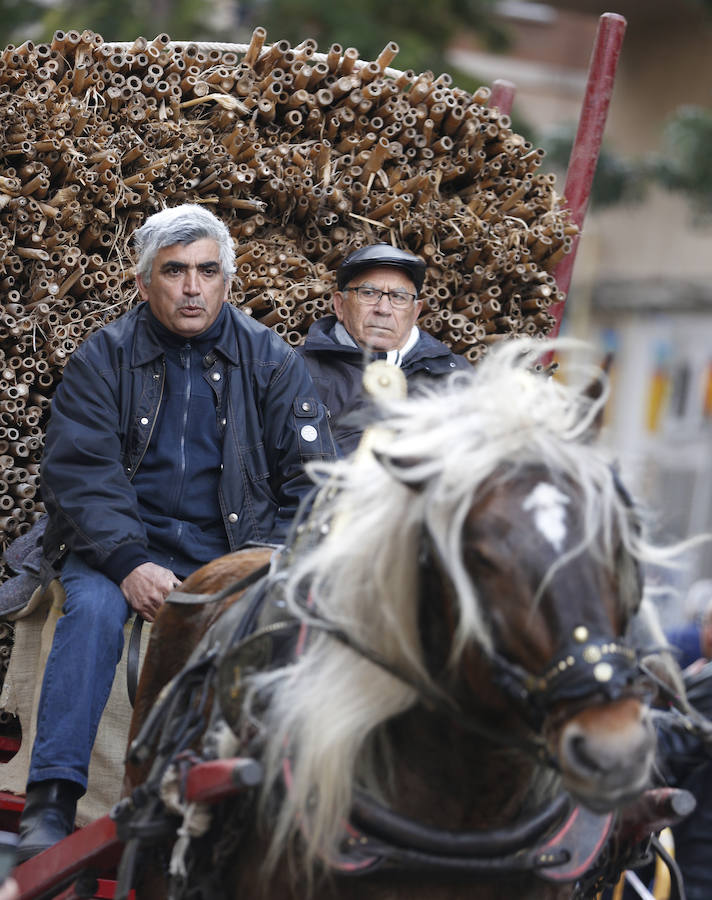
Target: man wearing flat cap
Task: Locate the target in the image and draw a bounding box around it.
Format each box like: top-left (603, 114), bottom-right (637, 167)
top-left (298, 243), bottom-right (470, 454)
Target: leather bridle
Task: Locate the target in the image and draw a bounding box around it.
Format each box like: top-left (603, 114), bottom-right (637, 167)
top-left (290, 592), bottom-right (648, 773)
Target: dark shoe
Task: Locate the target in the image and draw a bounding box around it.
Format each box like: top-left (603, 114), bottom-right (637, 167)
top-left (16, 779), bottom-right (83, 863)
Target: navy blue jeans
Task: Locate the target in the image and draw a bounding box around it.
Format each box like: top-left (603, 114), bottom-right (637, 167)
top-left (28, 553), bottom-right (131, 792)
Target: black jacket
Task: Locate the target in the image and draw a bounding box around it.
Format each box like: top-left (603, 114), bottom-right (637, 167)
top-left (297, 316), bottom-right (471, 454)
top-left (41, 302), bottom-right (335, 576)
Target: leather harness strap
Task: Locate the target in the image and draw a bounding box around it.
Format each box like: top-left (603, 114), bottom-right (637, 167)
top-left (127, 615), bottom-right (144, 708)
top-left (307, 781), bottom-right (615, 880)
top-left (166, 561), bottom-right (272, 606)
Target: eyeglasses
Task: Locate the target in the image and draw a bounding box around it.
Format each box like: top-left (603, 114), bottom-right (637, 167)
top-left (343, 286), bottom-right (417, 309)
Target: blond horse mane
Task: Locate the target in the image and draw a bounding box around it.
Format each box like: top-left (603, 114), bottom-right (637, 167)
top-left (243, 338), bottom-right (675, 877)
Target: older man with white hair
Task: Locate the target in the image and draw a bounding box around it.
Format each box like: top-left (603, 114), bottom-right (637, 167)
top-left (298, 243), bottom-right (471, 454)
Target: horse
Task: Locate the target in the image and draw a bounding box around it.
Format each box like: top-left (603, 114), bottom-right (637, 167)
top-left (120, 340), bottom-right (681, 900)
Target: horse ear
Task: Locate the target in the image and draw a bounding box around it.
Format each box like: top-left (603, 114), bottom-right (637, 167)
top-left (581, 352), bottom-right (614, 442)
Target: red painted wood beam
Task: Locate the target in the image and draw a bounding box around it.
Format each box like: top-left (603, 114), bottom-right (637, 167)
top-left (0, 791), bottom-right (24, 814)
top-left (548, 12), bottom-right (627, 337)
top-left (184, 757), bottom-right (262, 804)
top-left (13, 814), bottom-right (123, 900)
top-left (489, 78), bottom-right (516, 117)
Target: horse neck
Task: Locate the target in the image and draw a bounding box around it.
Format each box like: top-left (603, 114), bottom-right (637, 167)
top-left (385, 701), bottom-right (546, 831)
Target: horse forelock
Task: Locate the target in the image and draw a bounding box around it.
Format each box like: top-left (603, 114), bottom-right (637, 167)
top-left (245, 338), bottom-right (669, 875)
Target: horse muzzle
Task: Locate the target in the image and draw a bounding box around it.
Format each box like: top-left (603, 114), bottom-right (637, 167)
top-left (554, 695), bottom-right (656, 812)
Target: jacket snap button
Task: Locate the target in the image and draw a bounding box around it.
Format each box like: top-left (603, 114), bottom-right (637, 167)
top-left (228, 512), bottom-right (239, 523)
top-left (140, 417), bottom-right (149, 425)
top-left (301, 401), bottom-right (311, 412)
top-left (212, 372), bottom-right (221, 381)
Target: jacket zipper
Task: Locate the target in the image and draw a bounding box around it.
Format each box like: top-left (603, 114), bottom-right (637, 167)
top-left (175, 345), bottom-right (192, 541)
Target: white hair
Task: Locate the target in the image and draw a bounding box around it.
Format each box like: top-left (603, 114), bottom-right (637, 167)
top-left (133, 204), bottom-right (236, 284)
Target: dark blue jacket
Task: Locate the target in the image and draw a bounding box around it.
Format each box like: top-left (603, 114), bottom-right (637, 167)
top-left (666, 623), bottom-right (704, 670)
top-left (40, 301), bottom-right (335, 579)
top-left (297, 315), bottom-right (471, 455)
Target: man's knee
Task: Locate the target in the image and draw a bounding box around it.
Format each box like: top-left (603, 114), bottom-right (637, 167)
top-left (59, 560), bottom-right (129, 639)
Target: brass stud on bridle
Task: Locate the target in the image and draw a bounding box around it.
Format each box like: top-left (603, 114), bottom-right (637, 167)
top-left (593, 662), bottom-right (614, 683)
top-left (529, 627), bottom-right (638, 702)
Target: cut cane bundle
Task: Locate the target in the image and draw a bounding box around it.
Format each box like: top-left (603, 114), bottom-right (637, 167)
top-left (0, 28), bottom-right (576, 561)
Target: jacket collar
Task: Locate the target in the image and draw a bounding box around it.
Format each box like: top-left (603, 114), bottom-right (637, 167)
top-left (304, 315), bottom-right (452, 364)
top-left (131, 302), bottom-right (240, 366)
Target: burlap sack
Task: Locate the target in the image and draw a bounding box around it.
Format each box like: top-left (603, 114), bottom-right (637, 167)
top-left (0, 583), bottom-right (151, 826)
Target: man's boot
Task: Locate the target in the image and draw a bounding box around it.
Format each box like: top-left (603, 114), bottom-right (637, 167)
top-left (16, 779), bottom-right (82, 863)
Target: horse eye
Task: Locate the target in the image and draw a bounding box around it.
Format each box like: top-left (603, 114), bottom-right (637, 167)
top-left (466, 545), bottom-right (498, 572)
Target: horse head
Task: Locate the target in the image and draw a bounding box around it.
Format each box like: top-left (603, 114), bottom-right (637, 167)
top-left (448, 460), bottom-right (653, 813)
top-left (233, 340), bottom-right (675, 885)
top-left (365, 342), bottom-right (656, 814)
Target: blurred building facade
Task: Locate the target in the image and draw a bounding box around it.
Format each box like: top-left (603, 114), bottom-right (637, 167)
top-left (451, 0), bottom-right (712, 590)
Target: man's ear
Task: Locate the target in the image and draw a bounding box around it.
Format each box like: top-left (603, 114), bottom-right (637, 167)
top-left (136, 273), bottom-right (149, 302)
top-left (332, 290), bottom-right (344, 321)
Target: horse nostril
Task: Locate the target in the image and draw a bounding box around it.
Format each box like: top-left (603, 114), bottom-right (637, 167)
top-left (567, 733), bottom-right (608, 775)
top-left (561, 712), bottom-right (655, 785)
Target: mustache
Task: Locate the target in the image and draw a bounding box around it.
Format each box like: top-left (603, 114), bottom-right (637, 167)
top-left (177, 301), bottom-right (207, 310)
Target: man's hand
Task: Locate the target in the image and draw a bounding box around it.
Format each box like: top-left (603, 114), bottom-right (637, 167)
top-left (120, 562), bottom-right (181, 622)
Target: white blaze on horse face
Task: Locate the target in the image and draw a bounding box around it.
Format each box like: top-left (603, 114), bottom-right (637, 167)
top-left (523, 482), bottom-right (570, 552)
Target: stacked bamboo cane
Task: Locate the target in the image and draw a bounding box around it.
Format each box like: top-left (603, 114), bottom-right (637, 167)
top-left (0, 27), bottom-right (576, 567)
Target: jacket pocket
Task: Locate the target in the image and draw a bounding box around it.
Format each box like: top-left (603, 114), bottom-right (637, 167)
top-left (293, 396), bottom-right (334, 459)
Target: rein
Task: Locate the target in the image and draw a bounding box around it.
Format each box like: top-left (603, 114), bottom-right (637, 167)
top-left (294, 601), bottom-right (556, 767)
top-left (292, 601), bottom-right (647, 777)
top-left (119, 484), bottom-right (652, 892)
top-left (166, 559), bottom-right (272, 606)
top-left (124, 557), bottom-right (272, 708)
top-left (117, 565), bottom-right (644, 894)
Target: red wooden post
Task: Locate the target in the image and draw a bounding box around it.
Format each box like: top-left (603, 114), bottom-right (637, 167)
top-left (548, 12), bottom-right (627, 337)
top-left (489, 78), bottom-right (516, 117)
